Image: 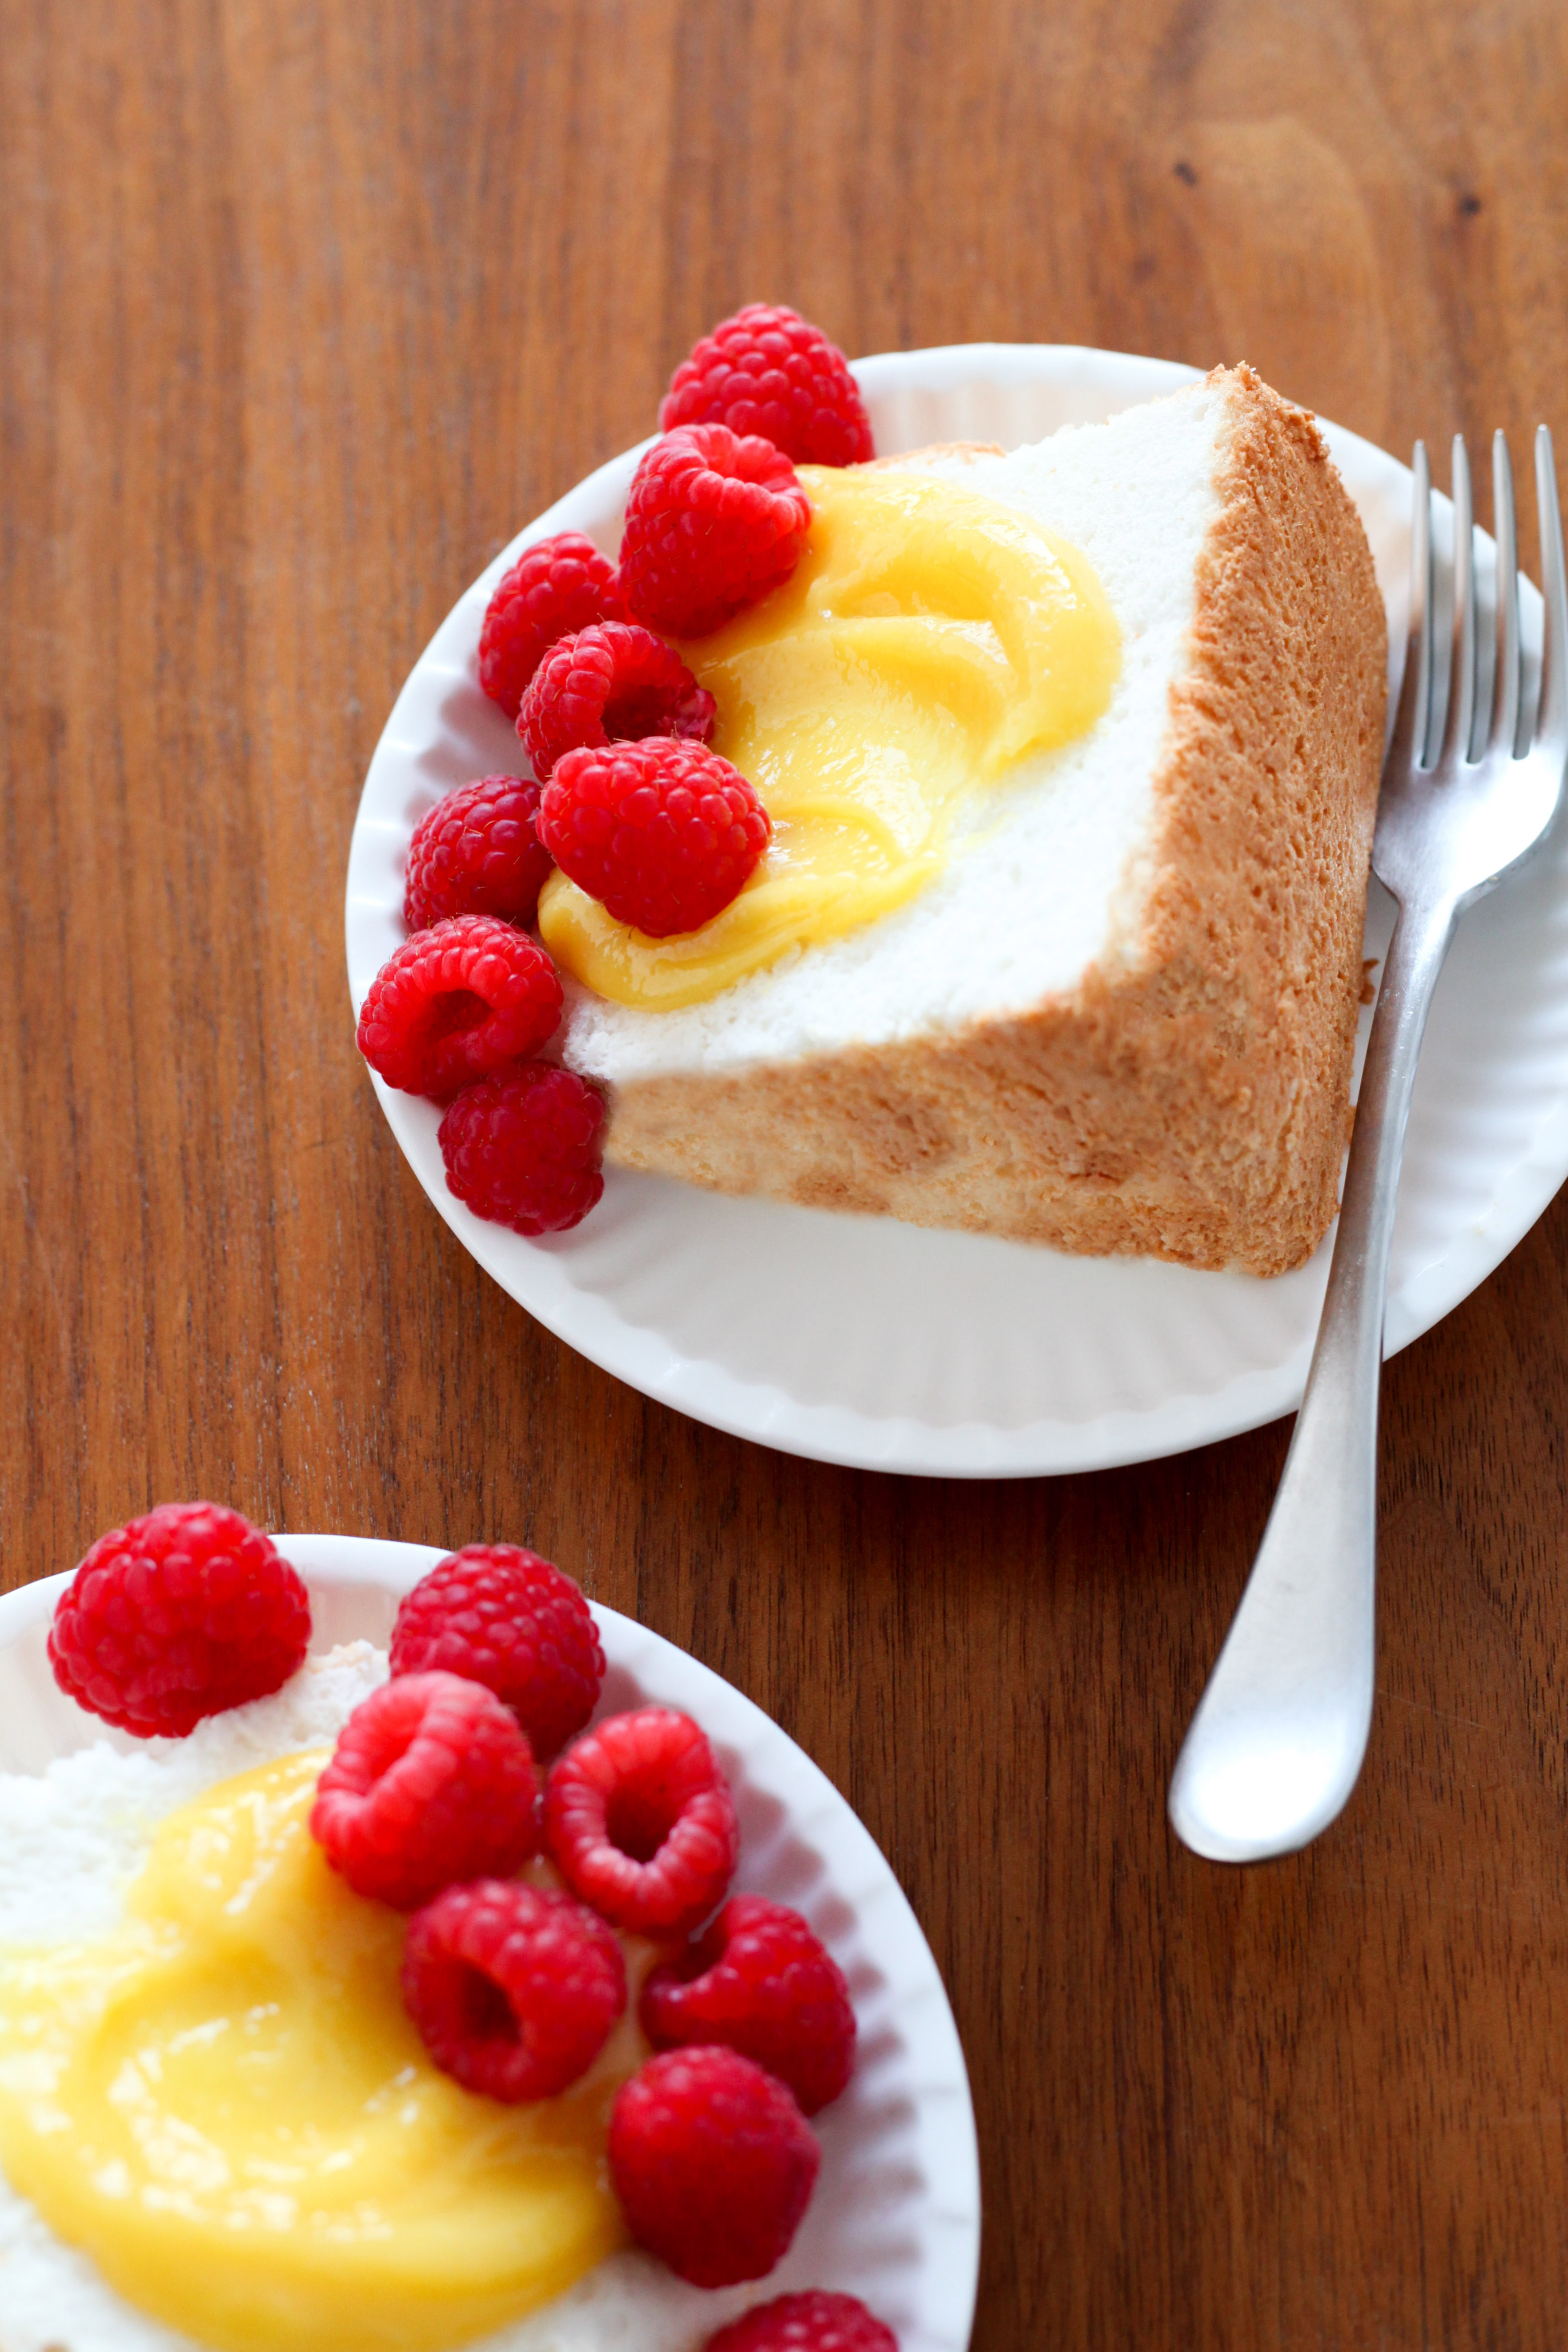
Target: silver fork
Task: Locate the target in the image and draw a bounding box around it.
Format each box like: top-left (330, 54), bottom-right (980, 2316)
top-left (1167, 428), bottom-right (1568, 1865)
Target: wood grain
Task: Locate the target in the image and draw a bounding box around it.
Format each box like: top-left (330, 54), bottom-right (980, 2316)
top-left (5, 1), bottom-right (1568, 2344)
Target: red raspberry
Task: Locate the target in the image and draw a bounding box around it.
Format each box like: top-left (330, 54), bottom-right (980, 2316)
top-left (704, 2295), bottom-right (898, 2352)
top-left (390, 1544), bottom-right (605, 1759)
top-left (404, 776), bottom-right (553, 933)
top-left (608, 2046), bottom-right (819, 2287)
top-left (402, 1878), bottom-right (626, 2102)
top-left (517, 623), bottom-right (716, 780)
top-left (641, 1896), bottom-right (856, 2116)
top-left (309, 1670), bottom-right (540, 1910)
top-left (545, 1707), bottom-right (739, 1936)
top-left (47, 1503), bottom-right (311, 1740)
top-left (540, 739), bottom-right (770, 938)
top-left (356, 914), bottom-right (562, 1102)
top-left (660, 305), bottom-right (874, 470)
top-left (439, 1063), bottom-right (605, 1236)
top-left (478, 532), bottom-right (627, 719)
top-left (619, 424), bottom-right (811, 639)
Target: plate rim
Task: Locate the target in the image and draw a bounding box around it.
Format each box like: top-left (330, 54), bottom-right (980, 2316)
top-left (345, 340), bottom-right (1568, 1477)
top-left (0, 1532), bottom-right (982, 2352)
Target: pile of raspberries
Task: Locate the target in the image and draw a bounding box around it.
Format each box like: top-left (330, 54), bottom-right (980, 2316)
top-left (356, 306), bottom-right (875, 1244)
top-left (48, 1503), bottom-right (896, 2352)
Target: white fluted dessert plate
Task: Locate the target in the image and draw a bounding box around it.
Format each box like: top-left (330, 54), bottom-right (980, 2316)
top-left (0, 1534), bottom-right (980, 2352)
top-left (345, 342), bottom-right (1567, 1477)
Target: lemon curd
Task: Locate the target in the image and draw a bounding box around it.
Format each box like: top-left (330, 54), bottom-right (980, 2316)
top-left (539, 462), bottom-right (1121, 1011)
top-left (0, 1752), bottom-right (649, 2352)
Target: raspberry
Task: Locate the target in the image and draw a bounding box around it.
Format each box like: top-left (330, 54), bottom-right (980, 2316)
top-left (540, 739), bottom-right (770, 938)
top-left (47, 1503), bottom-right (311, 1739)
top-left (390, 1544), bottom-right (606, 1758)
top-left (356, 915), bottom-right (562, 1102)
top-left (545, 1707), bottom-right (739, 1936)
top-left (439, 1063), bottom-right (605, 1236)
top-left (641, 1896), bottom-right (856, 2115)
top-left (402, 1878), bottom-right (626, 2102)
top-left (608, 2047), bottom-right (818, 2287)
top-left (517, 623), bottom-right (716, 780)
top-left (478, 532), bottom-right (627, 719)
top-left (309, 1670), bottom-right (540, 1910)
top-left (404, 776), bottom-right (553, 933)
top-left (619, 424), bottom-right (811, 639)
top-left (660, 305), bottom-right (874, 470)
top-left (703, 2295), bottom-right (898, 2352)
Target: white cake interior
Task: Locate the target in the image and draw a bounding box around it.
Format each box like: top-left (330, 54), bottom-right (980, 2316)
top-left (561, 378), bottom-right (1226, 1087)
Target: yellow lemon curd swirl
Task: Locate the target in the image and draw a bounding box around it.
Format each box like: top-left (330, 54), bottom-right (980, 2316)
top-left (0, 1751), bottom-right (649, 2352)
top-left (538, 462), bottom-right (1121, 1011)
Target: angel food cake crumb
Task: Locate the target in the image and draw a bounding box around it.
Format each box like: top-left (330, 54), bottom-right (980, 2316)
top-left (0, 1647), bottom-right (777, 2352)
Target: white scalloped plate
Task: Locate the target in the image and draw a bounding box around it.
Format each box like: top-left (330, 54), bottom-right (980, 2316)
top-left (0, 1535), bottom-right (980, 2352)
top-left (345, 343), bottom-right (1567, 1477)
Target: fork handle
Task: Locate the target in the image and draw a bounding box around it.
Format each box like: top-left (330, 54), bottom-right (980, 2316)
top-left (1167, 891), bottom-right (1459, 1862)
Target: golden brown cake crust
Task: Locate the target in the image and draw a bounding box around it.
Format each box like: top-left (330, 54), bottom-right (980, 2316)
top-left (598, 367), bottom-right (1388, 1277)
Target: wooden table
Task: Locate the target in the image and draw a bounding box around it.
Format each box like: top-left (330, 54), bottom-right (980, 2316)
top-left (6, 2), bottom-right (1568, 2344)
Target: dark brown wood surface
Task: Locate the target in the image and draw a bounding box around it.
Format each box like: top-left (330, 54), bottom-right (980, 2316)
top-left (6, 2), bottom-right (1568, 2345)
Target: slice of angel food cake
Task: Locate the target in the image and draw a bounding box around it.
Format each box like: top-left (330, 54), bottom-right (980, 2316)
top-left (358, 318), bottom-right (1385, 1275)
top-left (0, 1507), bottom-right (892, 2352)
top-left (550, 366), bottom-right (1387, 1276)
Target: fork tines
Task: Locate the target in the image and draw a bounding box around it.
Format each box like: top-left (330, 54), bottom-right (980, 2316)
top-left (1407, 425), bottom-right (1567, 773)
